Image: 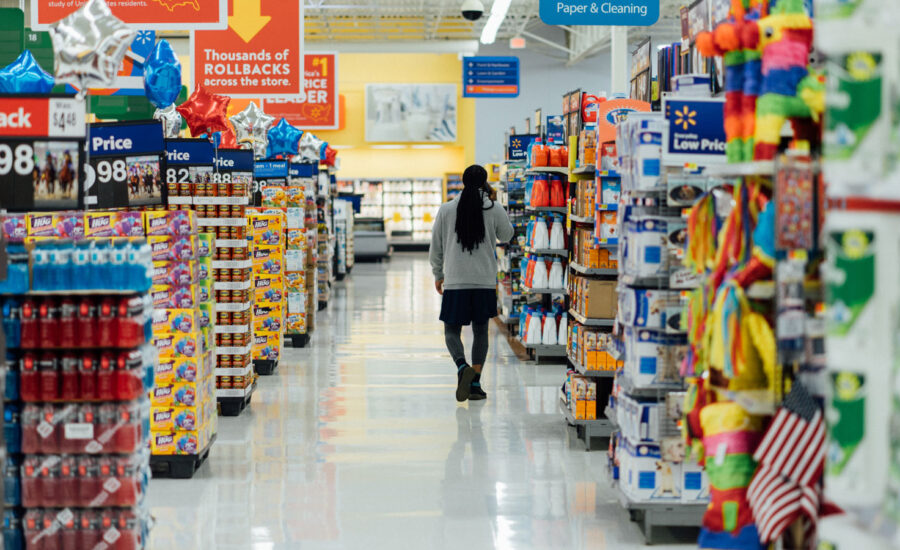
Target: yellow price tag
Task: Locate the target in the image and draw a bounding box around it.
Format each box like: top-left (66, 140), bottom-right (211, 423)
top-left (392, 212), bottom-right (402, 222)
top-left (424, 212), bottom-right (433, 223)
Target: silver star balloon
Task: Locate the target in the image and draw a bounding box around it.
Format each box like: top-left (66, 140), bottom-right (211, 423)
top-left (230, 101), bottom-right (274, 159)
top-left (49, 0), bottom-right (136, 93)
top-left (297, 131), bottom-right (325, 163)
top-left (154, 105), bottom-right (183, 139)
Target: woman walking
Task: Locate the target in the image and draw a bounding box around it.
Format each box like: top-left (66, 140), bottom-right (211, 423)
top-left (430, 164), bottom-right (515, 402)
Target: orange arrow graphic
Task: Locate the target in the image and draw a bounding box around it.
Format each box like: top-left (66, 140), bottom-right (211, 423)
top-left (229, 0), bottom-right (271, 43)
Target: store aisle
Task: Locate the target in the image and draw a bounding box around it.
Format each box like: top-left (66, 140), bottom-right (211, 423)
top-left (147, 253), bottom-right (693, 550)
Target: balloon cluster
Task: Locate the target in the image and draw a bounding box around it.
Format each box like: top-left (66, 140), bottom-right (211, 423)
top-left (231, 102), bottom-right (275, 157)
top-left (143, 39), bottom-right (184, 138)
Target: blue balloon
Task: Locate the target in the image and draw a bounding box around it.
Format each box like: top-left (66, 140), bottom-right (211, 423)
top-left (143, 39), bottom-right (182, 109)
top-left (266, 118), bottom-right (303, 158)
top-left (0, 50), bottom-right (54, 94)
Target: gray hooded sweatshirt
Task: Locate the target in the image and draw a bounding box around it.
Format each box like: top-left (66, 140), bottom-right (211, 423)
top-left (429, 192), bottom-right (515, 290)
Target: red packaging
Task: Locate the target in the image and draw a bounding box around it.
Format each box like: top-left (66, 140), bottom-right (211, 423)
top-left (95, 457), bottom-right (115, 507)
top-left (113, 403), bottom-right (139, 454)
top-left (113, 456), bottom-right (139, 507)
top-left (59, 510), bottom-right (79, 550)
top-left (39, 457), bottom-right (59, 509)
top-left (77, 297), bottom-right (98, 348)
top-left (532, 176), bottom-right (550, 207)
top-left (23, 510), bottom-right (43, 550)
top-left (98, 510), bottom-right (117, 549)
top-left (58, 455), bottom-right (78, 508)
top-left (66, 404), bottom-right (96, 455)
top-left (114, 509), bottom-right (140, 550)
top-left (97, 297), bottom-right (116, 348)
top-left (58, 298), bottom-right (77, 348)
top-left (21, 456), bottom-right (42, 507)
top-left (97, 352), bottom-right (116, 401)
top-left (19, 352), bottom-right (39, 402)
top-left (550, 177), bottom-right (566, 208)
top-left (39, 404), bottom-right (59, 454)
top-left (39, 510), bottom-right (60, 550)
top-left (60, 353), bottom-right (79, 401)
top-left (78, 510), bottom-right (102, 550)
top-left (116, 296), bottom-right (144, 348)
top-left (79, 354), bottom-right (98, 401)
top-left (78, 456), bottom-right (101, 508)
top-left (38, 352), bottom-right (59, 402)
top-left (19, 298), bottom-right (38, 349)
top-left (115, 350), bottom-right (143, 401)
top-left (21, 404), bottom-right (40, 454)
top-left (97, 404), bottom-right (117, 454)
top-left (37, 298), bottom-right (59, 349)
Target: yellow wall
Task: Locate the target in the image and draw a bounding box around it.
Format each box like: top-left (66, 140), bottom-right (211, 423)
top-left (315, 52), bottom-right (475, 179)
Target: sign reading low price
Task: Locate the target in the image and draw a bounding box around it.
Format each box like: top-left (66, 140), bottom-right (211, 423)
top-left (539, 0), bottom-right (659, 26)
top-left (0, 96), bottom-right (85, 211)
top-left (662, 95), bottom-right (726, 165)
top-left (85, 121), bottom-right (166, 209)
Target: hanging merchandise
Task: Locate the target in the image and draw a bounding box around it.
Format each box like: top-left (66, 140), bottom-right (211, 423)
top-left (0, 50), bottom-right (55, 94)
top-left (229, 102), bottom-right (275, 157)
top-left (143, 40), bottom-right (182, 110)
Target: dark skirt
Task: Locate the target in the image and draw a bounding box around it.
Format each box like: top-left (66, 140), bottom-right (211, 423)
top-left (440, 288), bottom-right (498, 326)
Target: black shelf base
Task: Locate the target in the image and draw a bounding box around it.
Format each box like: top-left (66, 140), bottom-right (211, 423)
top-left (254, 359), bottom-right (278, 376)
top-left (285, 333), bottom-right (310, 348)
top-left (150, 434), bottom-right (216, 479)
top-left (218, 384), bottom-right (255, 417)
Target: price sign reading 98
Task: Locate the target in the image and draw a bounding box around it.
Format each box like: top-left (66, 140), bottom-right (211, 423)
top-left (0, 143), bottom-right (36, 177)
top-left (0, 138), bottom-right (82, 211)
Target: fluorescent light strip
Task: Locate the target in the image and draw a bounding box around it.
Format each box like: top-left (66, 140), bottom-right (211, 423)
top-left (480, 0), bottom-right (512, 45)
top-left (371, 144), bottom-right (408, 149)
top-left (411, 144), bottom-right (444, 149)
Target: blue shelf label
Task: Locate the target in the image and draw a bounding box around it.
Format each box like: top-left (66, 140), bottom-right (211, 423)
top-left (662, 96), bottom-right (727, 165)
top-left (463, 56), bottom-right (520, 98)
top-left (165, 139), bottom-right (215, 165)
top-left (214, 149), bottom-right (254, 172)
top-left (255, 160), bottom-right (289, 178)
top-left (539, 0), bottom-right (659, 26)
top-left (90, 121), bottom-right (164, 156)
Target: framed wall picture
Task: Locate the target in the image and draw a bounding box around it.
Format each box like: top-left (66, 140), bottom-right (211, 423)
top-left (364, 83), bottom-right (457, 142)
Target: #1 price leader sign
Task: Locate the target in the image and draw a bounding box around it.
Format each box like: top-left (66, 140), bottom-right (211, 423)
top-left (193, 0), bottom-right (304, 97)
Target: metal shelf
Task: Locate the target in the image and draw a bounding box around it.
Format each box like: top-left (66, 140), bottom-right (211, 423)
top-left (569, 213), bottom-right (594, 224)
top-left (704, 161), bottom-right (775, 177)
top-left (568, 309), bottom-right (615, 327)
top-left (616, 486), bottom-right (706, 544)
top-left (523, 287), bottom-right (567, 295)
top-left (525, 167), bottom-right (569, 175)
top-left (569, 263), bottom-right (617, 276)
top-left (525, 205), bottom-right (568, 214)
top-left (559, 399), bottom-right (614, 450)
top-left (524, 247), bottom-right (568, 256)
top-left (570, 164), bottom-right (595, 176)
top-left (569, 356), bottom-right (617, 377)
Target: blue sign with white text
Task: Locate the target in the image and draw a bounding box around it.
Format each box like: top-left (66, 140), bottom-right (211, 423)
top-left (165, 139), bottom-right (215, 165)
top-left (214, 149), bottom-right (254, 172)
top-left (546, 115), bottom-right (566, 145)
top-left (540, 0), bottom-right (659, 26)
top-left (86, 121), bottom-right (166, 209)
top-left (663, 97), bottom-right (726, 165)
top-left (89, 121), bottom-right (164, 156)
top-left (508, 134), bottom-right (538, 162)
top-left (255, 161), bottom-right (290, 179)
top-left (463, 57), bottom-right (520, 98)
top-left (289, 163), bottom-right (318, 178)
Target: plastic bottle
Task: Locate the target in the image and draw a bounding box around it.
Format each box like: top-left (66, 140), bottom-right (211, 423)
top-left (58, 298), bottom-right (77, 349)
top-left (77, 297), bottom-right (98, 348)
top-left (89, 240), bottom-right (110, 290)
top-left (19, 353), bottom-right (38, 402)
top-left (60, 353), bottom-right (79, 402)
top-left (550, 216), bottom-right (565, 250)
top-left (542, 312), bottom-right (558, 345)
top-left (37, 298), bottom-right (59, 349)
top-left (532, 257), bottom-right (549, 289)
top-left (549, 258), bottom-right (564, 289)
top-left (31, 242), bottom-right (50, 291)
top-left (19, 298), bottom-right (37, 349)
top-left (2, 299), bottom-right (20, 348)
top-left (110, 240), bottom-right (128, 290)
top-left (72, 240), bottom-right (91, 291)
top-left (38, 353), bottom-right (58, 402)
top-left (79, 354), bottom-right (98, 401)
top-left (532, 175), bottom-right (550, 207)
top-left (96, 353), bottom-right (116, 402)
top-left (527, 310), bottom-right (543, 344)
top-left (532, 217), bottom-right (549, 249)
top-left (54, 242), bottom-right (73, 291)
top-left (558, 313), bottom-right (568, 348)
top-left (550, 175), bottom-right (566, 207)
top-left (77, 456), bottom-right (99, 508)
top-left (58, 455), bottom-right (78, 508)
top-left (97, 298), bottom-right (116, 349)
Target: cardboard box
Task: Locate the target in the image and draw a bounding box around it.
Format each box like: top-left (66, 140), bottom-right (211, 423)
top-left (584, 280), bottom-right (617, 319)
top-left (285, 312), bottom-right (307, 335)
top-left (252, 332), bottom-right (282, 361)
top-left (155, 330), bottom-right (204, 359)
top-left (253, 275), bottom-right (284, 304)
top-left (253, 303), bottom-right (284, 333)
top-left (286, 229), bottom-right (307, 251)
top-left (153, 308), bottom-right (202, 334)
top-left (249, 213), bottom-right (284, 241)
top-left (252, 245), bottom-right (283, 275)
top-left (573, 376), bottom-right (587, 420)
top-left (155, 355), bottom-right (210, 385)
top-left (148, 234), bottom-right (198, 262)
top-left (152, 260), bottom-right (199, 286)
top-left (152, 284), bottom-right (200, 309)
top-left (150, 421), bottom-right (213, 455)
top-left (586, 379), bottom-right (597, 420)
top-left (151, 400), bottom-right (213, 432)
top-left (144, 210), bottom-right (196, 237)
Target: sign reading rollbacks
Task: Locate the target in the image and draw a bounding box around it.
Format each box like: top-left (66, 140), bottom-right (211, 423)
top-left (0, 96), bottom-right (85, 211)
top-left (85, 120), bottom-right (166, 209)
top-left (31, 0), bottom-right (228, 30)
top-left (662, 95), bottom-right (726, 165)
top-left (539, 0), bottom-right (659, 26)
top-left (192, 0), bottom-right (304, 97)
top-left (262, 53), bottom-right (338, 129)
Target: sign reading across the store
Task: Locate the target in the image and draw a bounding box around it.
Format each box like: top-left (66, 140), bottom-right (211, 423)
top-left (662, 95), bottom-right (726, 165)
top-left (85, 120), bottom-right (166, 209)
top-left (539, 0), bottom-right (659, 26)
top-left (261, 52), bottom-right (338, 129)
top-left (31, 0), bottom-right (227, 30)
top-left (462, 57), bottom-right (520, 98)
top-left (164, 138), bottom-right (216, 206)
top-left (0, 96), bottom-right (85, 211)
top-left (507, 133), bottom-right (538, 162)
top-left (192, 0), bottom-right (304, 97)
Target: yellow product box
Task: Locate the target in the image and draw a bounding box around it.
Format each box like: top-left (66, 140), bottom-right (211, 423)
top-left (573, 376), bottom-right (587, 420)
top-left (286, 229), bottom-right (307, 250)
top-left (249, 213), bottom-right (284, 241)
top-left (585, 380), bottom-right (597, 420)
top-left (284, 186), bottom-right (305, 207)
top-left (284, 271), bottom-right (306, 293)
top-left (284, 313), bottom-right (307, 335)
top-left (155, 355), bottom-right (205, 385)
top-left (150, 422), bottom-right (213, 455)
top-left (151, 283), bottom-right (200, 309)
top-left (148, 234), bottom-right (198, 262)
top-left (155, 330), bottom-right (204, 359)
top-left (150, 400), bottom-right (212, 432)
top-left (252, 245), bottom-right (284, 275)
top-left (151, 260), bottom-right (199, 287)
top-left (25, 212), bottom-right (80, 239)
top-left (198, 255), bottom-right (212, 282)
top-left (152, 308), bottom-right (201, 335)
top-left (84, 211), bottom-right (144, 238)
top-left (584, 330), bottom-right (598, 370)
top-left (253, 303), bottom-right (284, 333)
top-left (150, 380), bottom-right (204, 407)
top-left (253, 275), bottom-right (284, 304)
top-left (260, 186), bottom-right (288, 208)
top-left (144, 210), bottom-right (197, 237)
top-left (252, 332), bottom-right (282, 361)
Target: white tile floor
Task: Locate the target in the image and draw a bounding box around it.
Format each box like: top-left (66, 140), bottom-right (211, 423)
top-left (147, 253), bottom-right (696, 550)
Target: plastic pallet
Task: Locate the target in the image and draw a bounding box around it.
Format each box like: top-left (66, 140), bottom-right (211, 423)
top-left (254, 359), bottom-right (278, 376)
top-left (218, 385), bottom-right (254, 417)
top-left (150, 434), bottom-right (216, 479)
top-left (285, 333), bottom-right (310, 348)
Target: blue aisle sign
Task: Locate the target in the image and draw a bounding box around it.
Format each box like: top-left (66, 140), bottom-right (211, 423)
top-left (662, 96), bottom-right (727, 165)
top-left (507, 133), bottom-right (538, 161)
top-left (256, 161), bottom-right (290, 179)
top-left (86, 120), bottom-right (166, 209)
top-left (463, 56), bottom-right (520, 98)
top-left (540, 0), bottom-right (659, 26)
top-left (165, 139), bottom-right (215, 166)
top-left (214, 149), bottom-right (255, 173)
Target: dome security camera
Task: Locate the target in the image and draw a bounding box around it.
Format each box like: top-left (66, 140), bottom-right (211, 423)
top-left (461, 0), bottom-right (485, 21)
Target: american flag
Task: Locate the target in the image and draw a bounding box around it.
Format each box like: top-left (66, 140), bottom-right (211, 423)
top-left (747, 382), bottom-right (825, 547)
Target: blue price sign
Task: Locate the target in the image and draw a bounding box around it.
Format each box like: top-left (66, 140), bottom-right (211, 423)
top-left (463, 56), bottom-right (520, 98)
top-left (86, 120), bottom-right (166, 209)
top-left (662, 96), bottom-right (727, 165)
top-left (507, 134), bottom-right (538, 162)
top-left (540, 0), bottom-right (659, 26)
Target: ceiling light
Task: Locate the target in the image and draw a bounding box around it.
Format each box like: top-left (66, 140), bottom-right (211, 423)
top-left (480, 0), bottom-right (511, 45)
top-left (509, 36), bottom-right (526, 49)
top-left (370, 144), bottom-right (408, 149)
top-left (411, 144), bottom-right (444, 149)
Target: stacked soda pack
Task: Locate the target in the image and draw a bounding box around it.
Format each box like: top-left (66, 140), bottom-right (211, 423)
top-left (0, 214), bottom-right (156, 550)
top-left (146, 211), bottom-right (217, 456)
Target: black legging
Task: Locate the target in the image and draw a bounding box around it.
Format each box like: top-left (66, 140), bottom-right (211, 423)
top-left (444, 322), bottom-right (489, 368)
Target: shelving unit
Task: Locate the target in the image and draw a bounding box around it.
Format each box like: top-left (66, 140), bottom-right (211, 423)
top-left (496, 161), bottom-right (527, 333)
top-left (559, 398), bottom-right (614, 449)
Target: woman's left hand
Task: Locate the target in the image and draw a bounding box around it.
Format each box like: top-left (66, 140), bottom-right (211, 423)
top-left (435, 279), bottom-right (443, 295)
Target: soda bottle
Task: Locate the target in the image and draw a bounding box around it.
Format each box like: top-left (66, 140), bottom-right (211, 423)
top-left (59, 353), bottom-right (79, 401)
top-left (19, 298), bottom-right (37, 349)
top-left (2, 298), bottom-right (21, 348)
top-left (114, 402), bottom-right (139, 454)
top-left (19, 352), bottom-right (39, 402)
top-left (96, 456), bottom-right (115, 507)
top-left (21, 455), bottom-right (41, 507)
top-left (97, 297), bottom-right (116, 348)
top-left (115, 350), bottom-right (143, 401)
top-left (39, 508), bottom-right (60, 550)
top-left (58, 455), bottom-right (78, 508)
top-left (22, 510), bottom-right (42, 550)
top-left (78, 510), bottom-right (101, 550)
top-left (4, 458), bottom-right (21, 508)
top-left (37, 298), bottom-right (59, 349)
top-left (20, 404), bottom-right (40, 454)
top-left (116, 296), bottom-right (143, 348)
top-left (97, 404), bottom-right (117, 454)
top-left (59, 509), bottom-right (79, 550)
top-left (39, 403), bottom-right (60, 454)
top-left (115, 509), bottom-right (139, 550)
top-left (97, 352), bottom-right (116, 401)
top-left (113, 456), bottom-right (137, 507)
top-left (38, 352), bottom-right (59, 402)
top-left (58, 298), bottom-right (77, 349)
top-left (3, 510), bottom-right (23, 550)
top-left (77, 297), bottom-right (98, 348)
top-left (38, 455), bottom-right (59, 509)
top-left (73, 240), bottom-right (91, 290)
top-left (89, 240), bottom-right (110, 290)
top-left (77, 456), bottom-right (100, 508)
top-left (79, 354), bottom-right (98, 401)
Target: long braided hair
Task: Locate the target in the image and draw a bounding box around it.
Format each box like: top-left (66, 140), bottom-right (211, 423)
top-left (455, 164), bottom-right (493, 253)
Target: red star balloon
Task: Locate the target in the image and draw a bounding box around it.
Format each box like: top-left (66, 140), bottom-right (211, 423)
top-left (323, 145), bottom-right (338, 166)
top-left (176, 86), bottom-right (231, 137)
top-left (220, 126), bottom-right (238, 149)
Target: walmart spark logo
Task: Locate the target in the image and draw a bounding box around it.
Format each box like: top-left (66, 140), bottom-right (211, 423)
top-left (512, 138), bottom-right (522, 148)
top-left (674, 105), bottom-right (697, 131)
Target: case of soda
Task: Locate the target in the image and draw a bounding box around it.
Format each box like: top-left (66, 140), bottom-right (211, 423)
top-left (21, 451), bottom-right (149, 508)
top-left (20, 402), bottom-right (149, 455)
top-left (30, 239), bottom-right (152, 293)
top-left (22, 507), bottom-right (148, 550)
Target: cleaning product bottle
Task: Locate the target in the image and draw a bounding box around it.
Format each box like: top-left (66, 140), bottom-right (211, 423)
top-left (533, 216), bottom-right (550, 250)
top-left (550, 175), bottom-right (566, 207)
top-left (525, 176), bottom-right (534, 208)
top-left (532, 256), bottom-right (549, 289)
top-left (527, 309), bottom-right (543, 344)
top-left (558, 312), bottom-right (568, 347)
top-left (532, 175), bottom-right (550, 207)
top-left (542, 311), bottom-right (558, 346)
top-left (549, 215), bottom-right (565, 250)
top-left (548, 258), bottom-right (564, 289)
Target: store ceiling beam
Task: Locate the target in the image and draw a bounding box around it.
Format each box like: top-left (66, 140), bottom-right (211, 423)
top-left (520, 30), bottom-right (571, 55)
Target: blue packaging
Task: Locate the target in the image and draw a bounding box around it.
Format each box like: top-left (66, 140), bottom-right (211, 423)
top-left (89, 240), bottom-right (110, 290)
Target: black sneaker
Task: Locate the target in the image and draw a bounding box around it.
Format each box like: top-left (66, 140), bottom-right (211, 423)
top-left (468, 385), bottom-right (487, 401)
top-left (456, 365), bottom-right (477, 402)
